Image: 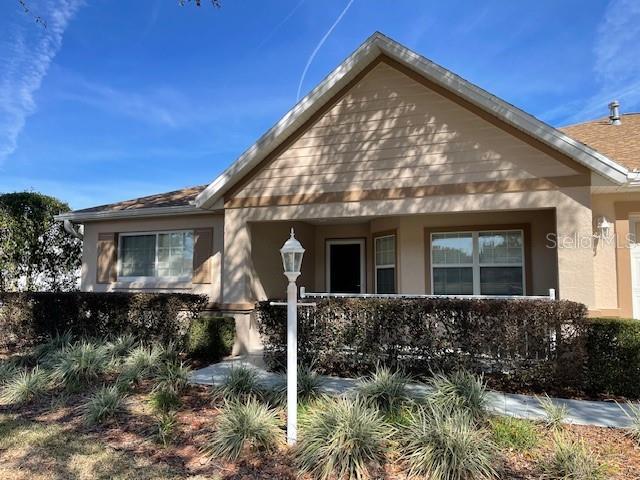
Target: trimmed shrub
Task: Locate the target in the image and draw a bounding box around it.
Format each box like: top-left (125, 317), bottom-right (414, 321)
top-left (0, 291), bottom-right (207, 350)
top-left (490, 416), bottom-right (539, 451)
top-left (296, 396), bottom-right (392, 480)
top-left (205, 398), bottom-right (282, 460)
top-left (356, 365), bottom-right (411, 414)
top-left (256, 297), bottom-right (587, 390)
top-left (585, 317), bottom-right (640, 397)
top-left (399, 402), bottom-right (497, 480)
top-left (430, 371), bottom-right (488, 421)
top-left (184, 315), bottom-right (235, 362)
top-left (541, 433), bottom-right (604, 479)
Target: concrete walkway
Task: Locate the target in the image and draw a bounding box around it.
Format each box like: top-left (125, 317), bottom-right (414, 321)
top-left (190, 356), bottom-right (636, 429)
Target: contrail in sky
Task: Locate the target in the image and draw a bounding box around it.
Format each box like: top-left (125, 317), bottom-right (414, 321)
top-left (296, 0), bottom-right (356, 101)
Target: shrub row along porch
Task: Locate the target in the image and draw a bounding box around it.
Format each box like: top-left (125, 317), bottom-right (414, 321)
top-left (257, 297), bottom-right (640, 397)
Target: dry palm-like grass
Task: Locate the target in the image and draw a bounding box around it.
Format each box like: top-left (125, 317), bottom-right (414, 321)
top-left (296, 396), bottom-right (393, 480)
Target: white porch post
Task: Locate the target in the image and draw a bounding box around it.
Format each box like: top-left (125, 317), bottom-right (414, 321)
top-left (286, 278), bottom-right (298, 445)
top-left (280, 228), bottom-right (305, 446)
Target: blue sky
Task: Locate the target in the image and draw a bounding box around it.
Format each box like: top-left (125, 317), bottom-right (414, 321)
top-left (0, 0), bottom-right (638, 210)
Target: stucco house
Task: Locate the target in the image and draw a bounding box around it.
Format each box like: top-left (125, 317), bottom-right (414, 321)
top-left (56, 32), bottom-right (640, 356)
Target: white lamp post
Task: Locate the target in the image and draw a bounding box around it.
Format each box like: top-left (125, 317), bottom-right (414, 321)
top-left (280, 228), bottom-right (305, 446)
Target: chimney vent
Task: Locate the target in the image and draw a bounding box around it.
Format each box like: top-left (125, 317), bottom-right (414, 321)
top-left (609, 100), bottom-right (621, 125)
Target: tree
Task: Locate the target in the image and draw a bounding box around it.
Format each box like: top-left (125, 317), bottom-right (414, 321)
top-left (0, 192), bottom-right (81, 292)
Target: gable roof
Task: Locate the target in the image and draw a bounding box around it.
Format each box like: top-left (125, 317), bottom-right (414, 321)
top-left (195, 32), bottom-right (630, 209)
top-left (55, 185), bottom-right (207, 222)
top-left (560, 113), bottom-right (640, 172)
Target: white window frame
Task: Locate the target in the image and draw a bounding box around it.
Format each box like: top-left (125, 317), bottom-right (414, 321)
top-left (374, 234), bottom-right (396, 294)
top-left (326, 239), bottom-right (366, 294)
top-left (117, 230), bottom-right (194, 282)
top-left (430, 229), bottom-right (525, 296)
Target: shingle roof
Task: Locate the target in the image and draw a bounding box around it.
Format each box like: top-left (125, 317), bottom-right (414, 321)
top-left (560, 113), bottom-right (640, 172)
top-left (72, 185), bottom-right (207, 214)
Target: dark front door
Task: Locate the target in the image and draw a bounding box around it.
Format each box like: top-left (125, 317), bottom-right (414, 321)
top-left (328, 242), bottom-right (363, 293)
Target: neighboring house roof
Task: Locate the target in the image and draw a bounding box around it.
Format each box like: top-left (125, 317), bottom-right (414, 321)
top-left (560, 113), bottom-right (640, 172)
top-left (194, 31), bottom-right (631, 209)
top-left (55, 185), bottom-right (207, 222)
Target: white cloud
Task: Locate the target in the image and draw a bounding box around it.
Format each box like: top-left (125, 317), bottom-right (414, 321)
top-left (562, 0), bottom-right (640, 124)
top-left (0, 0), bottom-right (83, 163)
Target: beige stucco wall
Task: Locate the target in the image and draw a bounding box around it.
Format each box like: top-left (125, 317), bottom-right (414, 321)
top-left (235, 61), bottom-right (580, 200)
top-left (591, 192), bottom-right (640, 315)
top-left (81, 214), bottom-right (224, 302)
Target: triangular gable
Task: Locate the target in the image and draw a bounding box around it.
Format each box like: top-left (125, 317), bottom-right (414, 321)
top-left (227, 60), bottom-right (591, 207)
top-left (195, 32), bottom-right (629, 209)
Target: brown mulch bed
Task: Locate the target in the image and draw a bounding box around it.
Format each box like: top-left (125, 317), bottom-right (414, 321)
top-left (2, 383), bottom-right (640, 479)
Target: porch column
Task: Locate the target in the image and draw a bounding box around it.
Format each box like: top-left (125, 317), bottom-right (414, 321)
top-left (223, 208), bottom-right (253, 306)
top-left (555, 192), bottom-right (595, 308)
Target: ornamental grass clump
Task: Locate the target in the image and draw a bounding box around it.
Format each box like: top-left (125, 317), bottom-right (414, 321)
top-left (213, 365), bottom-right (264, 402)
top-left (0, 366), bottom-right (49, 404)
top-left (539, 394), bottom-right (569, 431)
top-left (149, 387), bottom-right (182, 414)
top-left (51, 341), bottom-right (109, 391)
top-left (295, 396), bottom-right (392, 480)
top-left (274, 364), bottom-right (324, 405)
top-left (356, 365), bottom-right (411, 415)
top-left (430, 370), bottom-right (488, 421)
top-left (204, 397), bottom-right (282, 460)
top-left (154, 360), bottom-right (191, 394)
top-left (399, 402), bottom-right (498, 480)
top-left (619, 402), bottom-right (640, 445)
top-left (118, 344), bottom-right (162, 386)
top-left (104, 334), bottom-right (137, 362)
top-left (83, 384), bottom-right (127, 425)
top-left (32, 331), bottom-right (74, 364)
top-left (155, 412), bottom-right (178, 447)
top-left (0, 361), bottom-right (18, 385)
top-left (541, 433), bottom-right (604, 479)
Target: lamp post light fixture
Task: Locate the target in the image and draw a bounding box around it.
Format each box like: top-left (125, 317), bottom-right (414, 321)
top-left (280, 228), bottom-right (305, 446)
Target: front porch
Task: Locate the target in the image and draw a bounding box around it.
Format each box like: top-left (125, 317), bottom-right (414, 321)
top-left (247, 208), bottom-right (560, 302)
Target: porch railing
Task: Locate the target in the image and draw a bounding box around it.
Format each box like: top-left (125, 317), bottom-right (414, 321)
top-left (299, 287), bottom-right (556, 301)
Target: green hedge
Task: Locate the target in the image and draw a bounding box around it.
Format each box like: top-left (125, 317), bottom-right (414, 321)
top-left (585, 317), bottom-right (640, 397)
top-left (185, 315), bottom-right (236, 362)
top-left (0, 292), bottom-right (208, 349)
top-left (257, 297), bottom-right (587, 390)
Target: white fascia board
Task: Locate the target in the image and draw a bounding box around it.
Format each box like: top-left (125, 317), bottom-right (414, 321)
top-left (195, 34), bottom-right (381, 209)
top-left (374, 34), bottom-right (629, 184)
top-left (54, 205), bottom-right (215, 223)
top-left (195, 32), bottom-right (629, 209)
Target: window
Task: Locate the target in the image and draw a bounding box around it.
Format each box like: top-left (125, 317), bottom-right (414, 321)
top-left (431, 230), bottom-right (524, 295)
top-left (375, 234), bottom-right (396, 294)
top-left (119, 231), bottom-right (194, 280)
